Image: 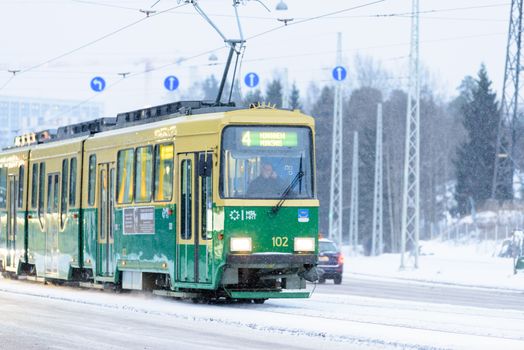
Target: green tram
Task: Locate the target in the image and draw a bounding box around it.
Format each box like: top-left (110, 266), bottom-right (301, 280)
top-left (0, 101), bottom-right (319, 302)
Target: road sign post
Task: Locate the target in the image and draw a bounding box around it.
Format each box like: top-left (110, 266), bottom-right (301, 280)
top-left (90, 77), bottom-right (106, 92)
top-left (164, 76), bottom-right (179, 91)
top-left (332, 66), bottom-right (347, 82)
top-left (244, 72), bottom-right (260, 88)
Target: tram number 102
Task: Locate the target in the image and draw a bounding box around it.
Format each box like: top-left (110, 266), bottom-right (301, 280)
top-left (272, 236), bottom-right (289, 247)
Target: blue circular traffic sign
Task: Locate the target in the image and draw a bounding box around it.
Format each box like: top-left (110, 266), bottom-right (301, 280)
top-left (332, 66), bottom-right (347, 81)
top-left (244, 72), bottom-right (259, 88)
top-left (164, 76), bottom-right (179, 91)
top-left (90, 76), bottom-right (106, 92)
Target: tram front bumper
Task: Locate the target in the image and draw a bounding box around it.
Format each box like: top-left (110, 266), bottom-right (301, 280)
top-left (226, 253), bottom-right (316, 268)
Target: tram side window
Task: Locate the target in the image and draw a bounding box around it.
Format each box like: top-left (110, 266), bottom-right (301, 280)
top-left (47, 174), bottom-right (59, 213)
top-left (31, 163), bottom-right (38, 209)
top-left (88, 155), bottom-right (96, 206)
top-left (154, 143), bottom-right (174, 201)
top-left (18, 165), bottom-right (24, 209)
top-left (117, 149), bottom-right (134, 204)
top-left (0, 167), bottom-right (7, 209)
top-left (201, 157), bottom-right (212, 241)
top-left (180, 159), bottom-right (192, 240)
top-left (61, 159), bottom-right (68, 227)
top-left (69, 158), bottom-right (77, 206)
top-left (135, 146), bottom-right (152, 203)
top-left (38, 163), bottom-right (45, 223)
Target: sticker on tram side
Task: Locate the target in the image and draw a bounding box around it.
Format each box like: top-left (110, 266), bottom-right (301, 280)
top-left (123, 206), bottom-right (155, 235)
top-left (298, 209), bottom-right (310, 223)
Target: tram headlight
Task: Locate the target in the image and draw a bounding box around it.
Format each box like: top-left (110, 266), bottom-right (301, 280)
top-left (294, 237), bottom-right (315, 252)
top-left (230, 237), bottom-right (252, 252)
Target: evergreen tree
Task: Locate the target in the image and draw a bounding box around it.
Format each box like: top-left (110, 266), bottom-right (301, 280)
top-left (346, 87), bottom-right (383, 253)
top-left (311, 86), bottom-right (335, 236)
top-left (242, 89), bottom-right (263, 107)
top-left (265, 79), bottom-right (283, 108)
top-left (200, 75), bottom-right (242, 105)
top-left (454, 65), bottom-right (501, 215)
top-left (201, 75), bottom-right (219, 101)
top-left (289, 82), bottom-right (302, 110)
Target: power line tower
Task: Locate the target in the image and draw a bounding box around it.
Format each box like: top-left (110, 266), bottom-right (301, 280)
top-left (372, 103), bottom-right (384, 256)
top-left (329, 32), bottom-right (344, 244)
top-left (492, 0), bottom-right (523, 201)
top-left (400, 0), bottom-right (420, 269)
top-left (349, 131), bottom-right (359, 251)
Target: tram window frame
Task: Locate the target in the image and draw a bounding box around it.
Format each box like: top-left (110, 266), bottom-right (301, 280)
top-left (60, 159), bottom-right (68, 228)
top-left (200, 154), bottom-right (212, 241)
top-left (116, 148), bottom-right (135, 204)
top-left (153, 143), bottom-right (174, 202)
top-left (135, 145), bottom-right (153, 203)
top-left (31, 163), bottom-right (38, 209)
top-left (180, 159), bottom-right (192, 240)
top-left (0, 167), bottom-right (7, 209)
top-left (87, 154), bottom-right (96, 206)
top-left (38, 162), bottom-right (45, 225)
top-left (69, 157), bottom-right (77, 206)
top-left (18, 165), bottom-right (24, 209)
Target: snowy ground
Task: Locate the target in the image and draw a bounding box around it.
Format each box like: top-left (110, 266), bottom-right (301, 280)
top-left (345, 240), bottom-right (524, 291)
top-left (1, 240), bottom-right (524, 349)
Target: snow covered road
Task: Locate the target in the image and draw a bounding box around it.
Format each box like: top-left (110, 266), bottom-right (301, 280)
top-left (1, 276), bottom-right (524, 350)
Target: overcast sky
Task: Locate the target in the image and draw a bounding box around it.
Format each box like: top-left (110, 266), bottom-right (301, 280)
top-left (0, 0), bottom-right (510, 116)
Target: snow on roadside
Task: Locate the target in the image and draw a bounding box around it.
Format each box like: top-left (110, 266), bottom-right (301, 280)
top-left (344, 240), bottom-right (524, 290)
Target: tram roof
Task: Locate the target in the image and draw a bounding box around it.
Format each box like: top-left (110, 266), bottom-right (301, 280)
top-left (3, 100), bottom-right (314, 152)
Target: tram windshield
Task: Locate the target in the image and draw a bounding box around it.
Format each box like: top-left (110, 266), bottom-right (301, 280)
top-left (220, 126), bottom-right (314, 199)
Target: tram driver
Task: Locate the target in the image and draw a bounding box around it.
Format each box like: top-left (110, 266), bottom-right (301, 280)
top-left (247, 162), bottom-right (285, 198)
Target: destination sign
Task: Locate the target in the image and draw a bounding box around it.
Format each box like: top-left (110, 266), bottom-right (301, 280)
top-left (241, 130), bottom-right (298, 147)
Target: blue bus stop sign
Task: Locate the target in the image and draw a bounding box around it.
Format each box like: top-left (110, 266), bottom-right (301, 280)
top-left (90, 76), bottom-right (106, 92)
top-left (244, 72), bottom-right (259, 88)
top-left (332, 66), bottom-right (347, 81)
top-left (164, 76), bottom-right (179, 91)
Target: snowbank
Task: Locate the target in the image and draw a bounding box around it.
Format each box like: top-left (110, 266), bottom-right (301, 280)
top-left (344, 240), bottom-right (524, 291)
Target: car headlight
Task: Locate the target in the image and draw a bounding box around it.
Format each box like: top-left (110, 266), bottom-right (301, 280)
top-left (294, 237), bottom-right (315, 252)
top-left (230, 237), bottom-right (252, 252)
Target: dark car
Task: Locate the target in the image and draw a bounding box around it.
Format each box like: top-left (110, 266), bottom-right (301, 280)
top-left (317, 238), bottom-right (344, 284)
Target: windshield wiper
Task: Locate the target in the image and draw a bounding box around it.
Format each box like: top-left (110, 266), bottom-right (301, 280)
top-left (271, 157), bottom-right (304, 215)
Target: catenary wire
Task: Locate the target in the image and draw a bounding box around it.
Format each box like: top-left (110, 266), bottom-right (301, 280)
top-left (0, 2), bottom-right (189, 92)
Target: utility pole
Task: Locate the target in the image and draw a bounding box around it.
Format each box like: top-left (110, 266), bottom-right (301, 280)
top-left (329, 32), bottom-right (344, 244)
top-left (492, 0), bottom-right (523, 201)
top-left (349, 131), bottom-right (359, 252)
top-left (372, 103), bottom-right (384, 256)
top-left (401, 0), bottom-right (420, 269)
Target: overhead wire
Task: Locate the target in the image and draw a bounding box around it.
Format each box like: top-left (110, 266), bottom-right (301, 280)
top-left (40, 0), bottom-right (390, 111)
top-left (247, 0), bottom-right (388, 41)
top-left (0, 1), bottom-right (189, 91)
top-left (68, 0), bottom-right (140, 12)
top-left (2, 0), bottom-right (509, 119)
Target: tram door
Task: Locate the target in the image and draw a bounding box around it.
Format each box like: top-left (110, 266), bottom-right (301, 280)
top-left (97, 164), bottom-right (115, 277)
top-left (6, 175), bottom-right (18, 269)
top-left (45, 173), bottom-right (59, 275)
top-left (176, 152), bottom-right (213, 284)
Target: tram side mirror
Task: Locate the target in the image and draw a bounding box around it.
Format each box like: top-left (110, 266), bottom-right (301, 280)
top-left (198, 154), bottom-right (213, 177)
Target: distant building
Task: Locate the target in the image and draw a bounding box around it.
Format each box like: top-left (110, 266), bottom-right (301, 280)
top-left (0, 95), bottom-right (103, 148)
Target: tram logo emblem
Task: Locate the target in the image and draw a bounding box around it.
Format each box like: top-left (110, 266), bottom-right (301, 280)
top-left (229, 209), bottom-right (257, 221)
top-left (229, 210), bottom-right (240, 221)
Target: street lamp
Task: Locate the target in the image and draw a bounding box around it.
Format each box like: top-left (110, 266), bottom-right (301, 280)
top-left (275, 0), bottom-right (293, 25)
top-left (275, 0), bottom-right (288, 11)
